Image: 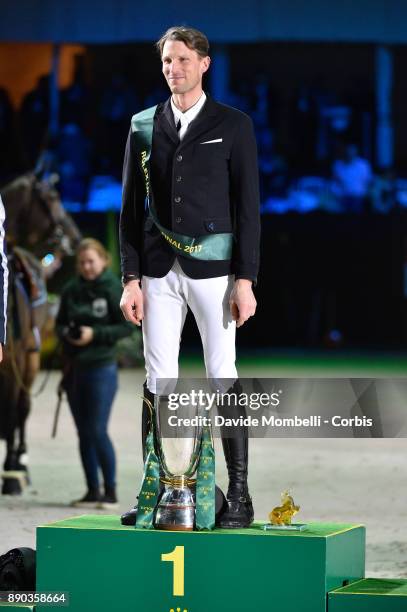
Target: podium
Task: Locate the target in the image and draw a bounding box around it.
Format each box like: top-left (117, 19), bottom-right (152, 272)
top-left (328, 578), bottom-right (407, 611)
top-left (35, 515), bottom-right (365, 612)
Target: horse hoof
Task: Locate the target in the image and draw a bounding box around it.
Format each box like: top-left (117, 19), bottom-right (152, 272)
top-left (2, 479), bottom-right (22, 495)
top-left (1, 471), bottom-right (26, 495)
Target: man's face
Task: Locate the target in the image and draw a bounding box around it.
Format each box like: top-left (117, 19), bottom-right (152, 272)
top-left (162, 40), bottom-right (210, 95)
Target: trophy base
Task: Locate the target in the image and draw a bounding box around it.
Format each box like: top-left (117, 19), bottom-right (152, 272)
top-left (155, 523), bottom-right (194, 532)
top-left (263, 523), bottom-right (308, 531)
top-left (154, 485), bottom-right (195, 531)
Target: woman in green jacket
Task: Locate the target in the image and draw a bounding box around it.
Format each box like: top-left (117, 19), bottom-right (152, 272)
top-left (56, 238), bottom-right (132, 509)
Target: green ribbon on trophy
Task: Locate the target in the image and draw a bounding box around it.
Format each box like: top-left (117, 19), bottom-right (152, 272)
top-left (131, 106), bottom-right (233, 261)
top-left (135, 410), bottom-right (216, 530)
top-left (195, 426), bottom-right (216, 530)
top-left (135, 428), bottom-right (161, 529)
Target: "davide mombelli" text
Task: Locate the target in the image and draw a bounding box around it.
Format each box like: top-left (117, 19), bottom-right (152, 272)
top-left (167, 414), bottom-right (374, 428)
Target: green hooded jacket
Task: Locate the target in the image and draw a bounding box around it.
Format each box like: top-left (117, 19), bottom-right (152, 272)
top-left (56, 268), bottom-right (133, 367)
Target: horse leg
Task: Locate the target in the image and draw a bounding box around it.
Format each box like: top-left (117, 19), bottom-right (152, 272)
top-left (1, 351), bottom-right (37, 495)
top-left (2, 392), bottom-right (31, 494)
top-left (2, 408), bottom-right (25, 495)
top-left (16, 390), bottom-right (31, 485)
top-left (16, 351), bottom-right (40, 487)
top-left (1, 372), bottom-right (21, 494)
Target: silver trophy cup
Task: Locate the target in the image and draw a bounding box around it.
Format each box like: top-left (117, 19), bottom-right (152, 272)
top-left (153, 395), bottom-right (203, 531)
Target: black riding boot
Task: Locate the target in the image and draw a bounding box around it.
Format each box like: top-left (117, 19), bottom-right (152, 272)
top-left (216, 382), bottom-right (254, 529)
top-left (120, 383), bottom-right (163, 526)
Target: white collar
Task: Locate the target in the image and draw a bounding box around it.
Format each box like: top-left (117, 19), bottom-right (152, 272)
top-left (171, 92), bottom-right (207, 127)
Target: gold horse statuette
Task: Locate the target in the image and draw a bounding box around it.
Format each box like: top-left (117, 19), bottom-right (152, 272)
top-left (269, 490), bottom-right (300, 526)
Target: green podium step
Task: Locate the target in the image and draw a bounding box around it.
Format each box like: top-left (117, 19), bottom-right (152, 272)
top-left (329, 578), bottom-right (407, 611)
top-left (36, 515), bottom-right (365, 612)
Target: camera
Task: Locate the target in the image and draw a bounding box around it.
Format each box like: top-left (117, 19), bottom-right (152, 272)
top-left (66, 321), bottom-right (82, 340)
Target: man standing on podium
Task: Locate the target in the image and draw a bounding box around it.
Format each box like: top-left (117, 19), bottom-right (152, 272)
top-left (119, 26), bottom-right (260, 528)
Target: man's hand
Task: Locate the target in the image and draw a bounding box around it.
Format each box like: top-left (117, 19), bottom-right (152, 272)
top-left (0, 344), bottom-right (2, 363)
top-left (120, 279), bottom-right (144, 326)
top-left (68, 326), bottom-right (94, 346)
top-left (229, 279), bottom-right (257, 328)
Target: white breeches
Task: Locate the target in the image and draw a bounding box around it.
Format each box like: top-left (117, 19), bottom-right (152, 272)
top-left (142, 260), bottom-right (237, 394)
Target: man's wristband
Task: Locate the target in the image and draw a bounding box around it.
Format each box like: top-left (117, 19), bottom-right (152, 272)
top-left (121, 274), bottom-right (139, 288)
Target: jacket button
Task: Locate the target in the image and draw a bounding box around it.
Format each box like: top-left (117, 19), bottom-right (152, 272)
top-left (176, 175), bottom-right (182, 182)
top-left (175, 216), bottom-right (182, 223)
top-left (174, 196), bottom-right (181, 203)
top-left (176, 154), bottom-right (183, 162)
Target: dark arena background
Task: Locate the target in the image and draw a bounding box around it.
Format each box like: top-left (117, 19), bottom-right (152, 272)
top-left (0, 2), bottom-right (406, 609)
top-left (1, 3), bottom-right (407, 355)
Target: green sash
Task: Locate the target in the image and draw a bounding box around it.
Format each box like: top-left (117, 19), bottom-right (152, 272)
top-left (131, 106), bottom-right (233, 261)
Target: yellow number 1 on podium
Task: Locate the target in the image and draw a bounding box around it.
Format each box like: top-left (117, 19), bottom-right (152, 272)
top-left (161, 546), bottom-right (185, 596)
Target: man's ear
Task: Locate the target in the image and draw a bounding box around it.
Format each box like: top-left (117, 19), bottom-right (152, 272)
top-left (201, 56), bottom-right (211, 75)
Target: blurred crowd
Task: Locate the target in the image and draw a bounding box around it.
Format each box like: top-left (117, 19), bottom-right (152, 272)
top-left (0, 62), bottom-right (401, 214)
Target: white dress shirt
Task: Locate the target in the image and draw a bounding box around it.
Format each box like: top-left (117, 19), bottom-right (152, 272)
top-left (171, 92), bottom-right (207, 141)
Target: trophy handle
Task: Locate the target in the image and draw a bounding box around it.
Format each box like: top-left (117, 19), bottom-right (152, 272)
top-left (140, 395), bottom-right (154, 417)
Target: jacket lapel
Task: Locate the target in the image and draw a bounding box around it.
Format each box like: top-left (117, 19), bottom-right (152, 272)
top-left (156, 98), bottom-right (179, 145)
top-left (178, 94), bottom-right (219, 149)
top-left (155, 94), bottom-right (220, 148)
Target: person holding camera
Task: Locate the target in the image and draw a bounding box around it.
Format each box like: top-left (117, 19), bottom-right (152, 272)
top-left (56, 238), bottom-right (132, 508)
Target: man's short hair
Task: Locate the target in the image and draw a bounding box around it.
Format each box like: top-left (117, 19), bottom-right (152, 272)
top-left (156, 26), bottom-right (209, 58)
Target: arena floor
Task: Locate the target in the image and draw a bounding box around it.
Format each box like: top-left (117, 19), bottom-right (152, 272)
top-left (1, 353), bottom-right (406, 578)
